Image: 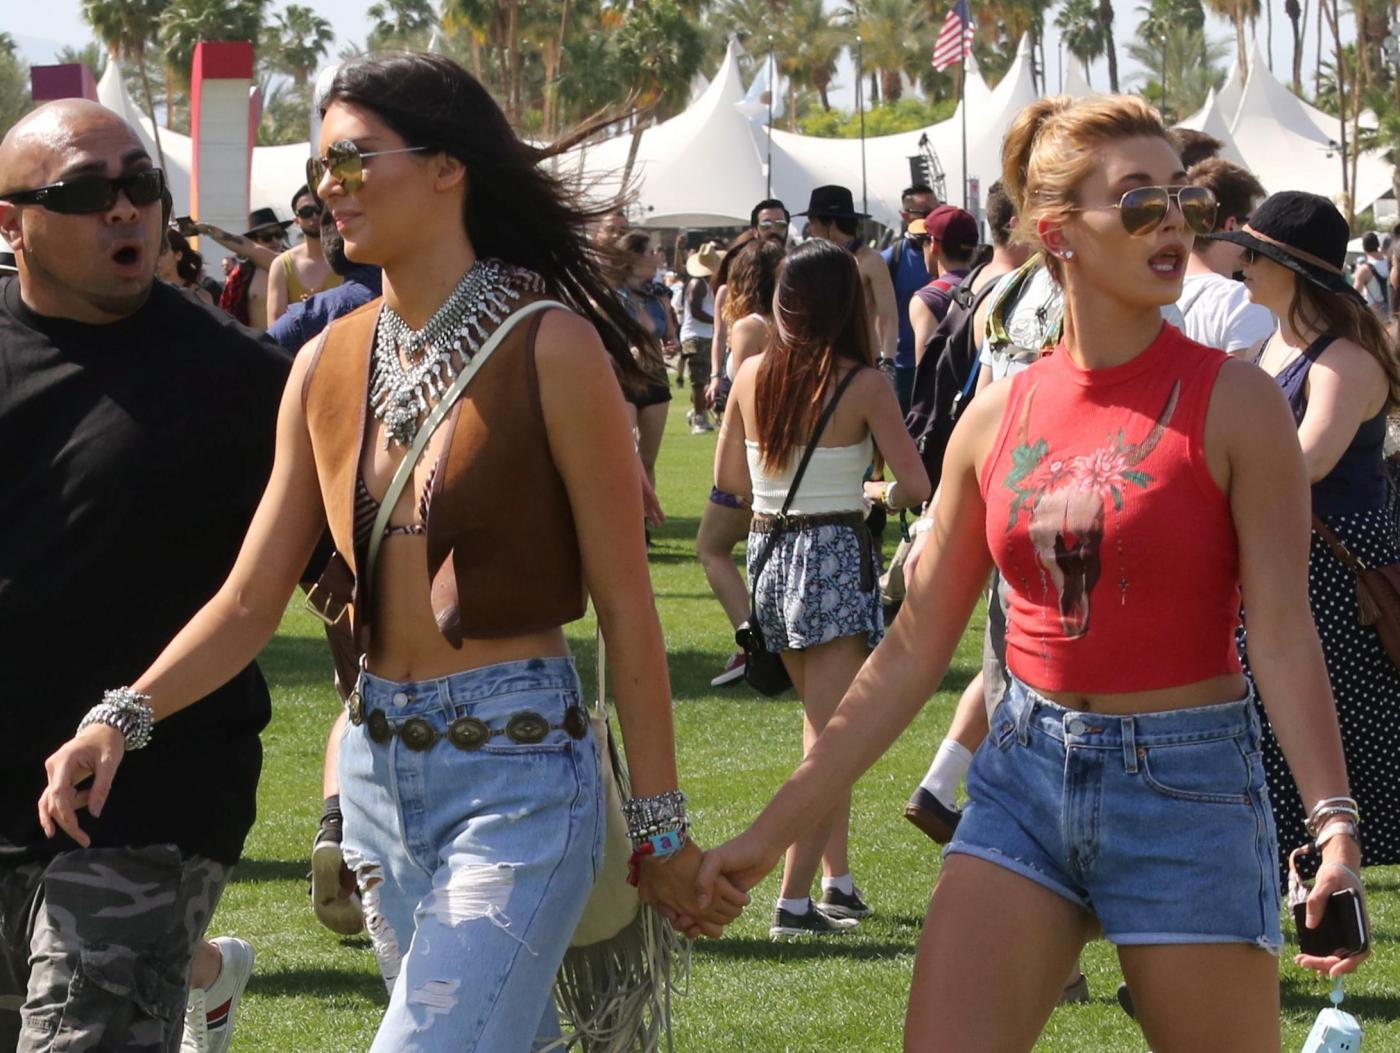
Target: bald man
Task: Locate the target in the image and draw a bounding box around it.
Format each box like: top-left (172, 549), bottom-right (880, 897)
top-left (0, 100), bottom-right (288, 1053)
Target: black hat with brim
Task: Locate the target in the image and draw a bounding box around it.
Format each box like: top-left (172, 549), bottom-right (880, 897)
top-left (794, 184), bottom-right (870, 220)
top-left (243, 207), bottom-right (294, 238)
top-left (1205, 190), bottom-right (1364, 303)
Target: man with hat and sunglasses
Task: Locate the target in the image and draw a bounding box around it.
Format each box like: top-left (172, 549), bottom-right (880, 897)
top-left (265, 185), bottom-right (342, 328)
top-left (187, 207), bottom-right (292, 333)
top-left (797, 185), bottom-right (899, 373)
top-left (0, 100), bottom-right (288, 1053)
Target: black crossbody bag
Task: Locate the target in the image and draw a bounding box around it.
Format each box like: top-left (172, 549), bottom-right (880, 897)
top-left (736, 368), bottom-right (865, 695)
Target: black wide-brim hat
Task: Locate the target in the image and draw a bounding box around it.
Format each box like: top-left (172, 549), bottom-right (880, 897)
top-left (794, 184), bottom-right (870, 220)
top-left (1206, 190), bottom-right (1364, 303)
top-left (243, 207), bottom-right (294, 238)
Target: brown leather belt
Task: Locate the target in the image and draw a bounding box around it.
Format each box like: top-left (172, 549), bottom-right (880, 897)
top-left (347, 697), bottom-right (590, 752)
top-left (749, 510), bottom-right (868, 533)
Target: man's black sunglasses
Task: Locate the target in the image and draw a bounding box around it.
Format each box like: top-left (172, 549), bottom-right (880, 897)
top-left (0, 169), bottom-right (166, 215)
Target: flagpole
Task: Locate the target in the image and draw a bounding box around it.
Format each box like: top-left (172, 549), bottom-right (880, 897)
top-left (959, 45), bottom-right (968, 210)
top-left (856, 33), bottom-right (868, 216)
top-left (765, 35), bottom-right (775, 198)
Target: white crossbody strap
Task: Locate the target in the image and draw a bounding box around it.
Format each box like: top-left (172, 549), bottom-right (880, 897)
top-left (365, 299), bottom-right (566, 584)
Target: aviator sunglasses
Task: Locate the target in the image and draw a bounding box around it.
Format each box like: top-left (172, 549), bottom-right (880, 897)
top-left (1075, 184), bottom-right (1218, 237)
top-left (0, 168), bottom-right (166, 215)
top-left (306, 139), bottom-right (428, 194)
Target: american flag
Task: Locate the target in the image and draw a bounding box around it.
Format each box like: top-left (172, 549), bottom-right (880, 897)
top-left (932, 0), bottom-right (975, 72)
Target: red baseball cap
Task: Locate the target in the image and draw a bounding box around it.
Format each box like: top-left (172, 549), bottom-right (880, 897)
top-left (922, 205), bottom-right (979, 251)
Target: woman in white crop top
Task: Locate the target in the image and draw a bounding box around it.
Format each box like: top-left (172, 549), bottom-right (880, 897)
top-left (715, 239), bottom-right (929, 935)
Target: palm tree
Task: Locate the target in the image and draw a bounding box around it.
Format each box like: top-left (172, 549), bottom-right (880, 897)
top-left (266, 5), bottom-right (333, 89)
top-left (614, 0), bottom-right (704, 185)
top-left (1099, 0), bottom-right (1121, 90)
top-left (56, 43), bottom-right (109, 81)
top-left (159, 0), bottom-right (267, 82)
top-left (849, 0), bottom-right (928, 104)
top-left (82, 0), bottom-right (168, 166)
top-left (0, 34), bottom-right (31, 133)
top-left (1285, 0), bottom-right (1305, 93)
top-left (777, 0), bottom-right (843, 111)
top-left (1127, 23), bottom-right (1226, 121)
top-left (367, 0), bottom-right (437, 51)
top-left (1055, 0), bottom-right (1106, 84)
top-left (1202, 0), bottom-right (1260, 78)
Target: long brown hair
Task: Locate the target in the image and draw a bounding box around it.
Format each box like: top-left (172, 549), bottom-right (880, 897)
top-left (754, 239), bottom-right (873, 471)
top-left (712, 229), bottom-right (757, 294)
top-left (321, 52), bottom-right (649, 390)
top-left (1288, 280), bottom-right (1400, 410)
top-left (724, 239), bottom-right (782, 323)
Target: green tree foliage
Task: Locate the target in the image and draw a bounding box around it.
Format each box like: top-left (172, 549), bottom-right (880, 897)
top-left (0, 34), bottom-right (33, 137)
top-left (55, 44), bottom-right (109, 81)
top-left (82, 0), bottom-right (168, 159)
top-left (1128, 22), bottom-right (1226, 121)
top-left (1055, 0), bottom-right (1107, 84)
top-left (266, 5), bottom-right (334, 88)
top-left (159, 0), bottom-right (268, 88)
top-left (797, 96), bottom-right (956, 137)
top-left (367, 0), bottom-right (437, 51)
top-left (615, 0), bottom-right (705, 112)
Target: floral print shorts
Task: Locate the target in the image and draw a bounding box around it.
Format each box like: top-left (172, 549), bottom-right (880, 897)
top-left (747, 521), bottom-right (884, 653)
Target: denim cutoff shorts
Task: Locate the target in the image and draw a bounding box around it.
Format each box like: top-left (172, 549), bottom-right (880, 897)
top-left (339, 656), bottom-right (605, 1052)
top-left (946, 675), bottom-right (1283, 952)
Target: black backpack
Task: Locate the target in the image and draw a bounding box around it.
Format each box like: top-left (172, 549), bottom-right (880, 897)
top-left (904, 263), bottom-right (1002, 492)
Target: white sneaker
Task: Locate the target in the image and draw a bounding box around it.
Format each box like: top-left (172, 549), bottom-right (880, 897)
top-left (183, 937), bottom-right (254, 1053)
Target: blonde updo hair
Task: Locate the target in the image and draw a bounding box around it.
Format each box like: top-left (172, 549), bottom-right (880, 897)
top-left (1002, 95), bottom-right (1176, 280)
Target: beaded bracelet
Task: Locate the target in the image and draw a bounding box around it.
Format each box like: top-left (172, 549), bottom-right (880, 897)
top-left (77, 687), bottom-right (155, 751)
top-left (1307, 805), bottom-right (1361, 839)
top-left (623, 789), bottom-right (688, 845)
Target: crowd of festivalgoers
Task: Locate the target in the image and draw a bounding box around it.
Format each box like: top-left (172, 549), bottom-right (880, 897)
top-left (0, 50), bottom-right (1395, 1053)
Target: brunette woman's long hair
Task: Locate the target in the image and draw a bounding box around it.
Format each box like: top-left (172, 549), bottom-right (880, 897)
top-left (1288, 280), bottom-right (1400, 410)
top-left (711, 229), bottom-right (757, 294)
top-left (723, 239), bottom-right (783, 323)
top-left (321, 52), bottom-right (649, 389)
top-left (754, 239), bottom-right (874, 471)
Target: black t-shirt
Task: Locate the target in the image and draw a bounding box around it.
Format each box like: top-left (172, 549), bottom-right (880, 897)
top-left (0, 276), bottom-right (290, 865)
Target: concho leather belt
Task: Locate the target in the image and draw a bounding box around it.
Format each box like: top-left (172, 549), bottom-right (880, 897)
top-left (347, 692), bottom-right (589, 752)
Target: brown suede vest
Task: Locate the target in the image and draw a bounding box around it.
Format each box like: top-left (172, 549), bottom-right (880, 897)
top-left (302, 294), bottom-right (586, 648)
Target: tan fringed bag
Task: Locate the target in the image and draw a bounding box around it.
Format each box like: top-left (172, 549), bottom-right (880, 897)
top-left (546, 631), bottom-right (687, 1052)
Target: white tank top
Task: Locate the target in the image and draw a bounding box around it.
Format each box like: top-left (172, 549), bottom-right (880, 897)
top-left (746, 435), bottom-right (873, 515)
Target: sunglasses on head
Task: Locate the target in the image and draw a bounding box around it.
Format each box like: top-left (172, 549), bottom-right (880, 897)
top-left (1075, 185), bottom-right (1218, 237)
top-left (307, 139), bottom-right (429, 194)
top-left (0, 168), bottom-right (166, 215)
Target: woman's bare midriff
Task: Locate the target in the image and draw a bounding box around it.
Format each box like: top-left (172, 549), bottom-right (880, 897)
top-left (1027, 672), bottom-right (1250, 715)
top-left (363, 539), bottom-right (570, 682)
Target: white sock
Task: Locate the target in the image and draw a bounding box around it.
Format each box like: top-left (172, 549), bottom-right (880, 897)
top-left (918, 739), bottom-right (974, 809)
top-left (821, 874), bottom-right (855, 896)
top-left (776, 896), bottom-right (811, 915)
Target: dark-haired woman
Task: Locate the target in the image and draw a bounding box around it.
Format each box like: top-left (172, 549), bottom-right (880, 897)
top-left (157, 227), bottom-right (214, 305)
top-left (615, 231), bottom-right (676, 499)
top-left (715, 239), bottom-right (930, 934)
top-left (698, 96), bottom-right (1366, 1050)
top-left (38, 51), bottom-right (744, 1051)
top-left (1226, 191), bottom-right (1400, 871)
top-left (697, 238), bottom-right (784, 687)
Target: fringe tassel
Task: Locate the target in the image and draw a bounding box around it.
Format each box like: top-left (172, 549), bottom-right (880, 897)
top-left (1357, 577), bottom-right (1381, 626)
top-left (548, 906), bottom-right (690, 1052)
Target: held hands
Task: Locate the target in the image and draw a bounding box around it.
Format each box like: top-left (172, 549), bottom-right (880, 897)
top-left (636, 841), bottom-right (749, 939)
top-left (37, 724), bottom-right (126, 847)
top-left (694, 828), bottom-right (785, 907)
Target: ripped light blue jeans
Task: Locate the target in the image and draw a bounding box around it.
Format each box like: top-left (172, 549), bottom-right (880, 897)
top-left (340, 657), bottom-right (604, 1053)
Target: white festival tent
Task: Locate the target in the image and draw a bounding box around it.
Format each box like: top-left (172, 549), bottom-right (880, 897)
top-left (1227, 42), bottom-right (1393, 212)
top-left (1175, 89), bottom-right (1248, 168)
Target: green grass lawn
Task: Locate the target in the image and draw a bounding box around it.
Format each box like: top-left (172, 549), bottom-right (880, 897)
top-left (223, 400), bottom-right (1400, 1050)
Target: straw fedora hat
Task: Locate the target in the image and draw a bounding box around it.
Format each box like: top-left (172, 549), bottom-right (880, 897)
top-left (685, 241), bottom-right (725, 278)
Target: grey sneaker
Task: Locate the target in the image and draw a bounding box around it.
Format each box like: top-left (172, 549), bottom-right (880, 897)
top-left (769, 903), bottom-right (859, 938)
top-left (818, 885), bottom-right (873, 920)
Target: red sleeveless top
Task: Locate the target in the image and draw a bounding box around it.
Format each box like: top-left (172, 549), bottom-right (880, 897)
top-left (980, 324), bottom-right (1241, 693)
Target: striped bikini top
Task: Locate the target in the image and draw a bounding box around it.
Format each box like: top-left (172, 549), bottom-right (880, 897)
top-left (352, 460), bottom-right (438, 565)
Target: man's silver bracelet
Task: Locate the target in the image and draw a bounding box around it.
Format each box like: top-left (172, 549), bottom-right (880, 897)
top-left (77, 687), bottom-right (155, 751)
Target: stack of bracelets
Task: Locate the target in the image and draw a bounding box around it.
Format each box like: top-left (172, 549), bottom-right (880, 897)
top-left (1307, 796), bottom-right (1361, 853)
top-left (77, 686), bottom-right (156, 751)
top-left (624, 789), bottom-right (690, 886)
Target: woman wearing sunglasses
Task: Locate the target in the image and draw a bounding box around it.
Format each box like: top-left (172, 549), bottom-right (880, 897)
top-left (1217, 192), bottom-right (1400, 878)
top-left (698, 95), bottom-right (1366, 1050)
top-left (37, 51), bottom-right (745, 1052)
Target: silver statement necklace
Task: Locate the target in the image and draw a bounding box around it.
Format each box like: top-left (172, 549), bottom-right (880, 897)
top-left (370, 258), bottom-right (544, 448)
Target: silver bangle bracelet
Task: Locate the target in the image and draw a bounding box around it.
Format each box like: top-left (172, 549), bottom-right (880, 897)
top-left (77, 687), bottom-right (155, 751)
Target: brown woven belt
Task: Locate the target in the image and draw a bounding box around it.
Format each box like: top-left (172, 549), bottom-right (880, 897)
top-left (750, 510), bottom-right (868, 533)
